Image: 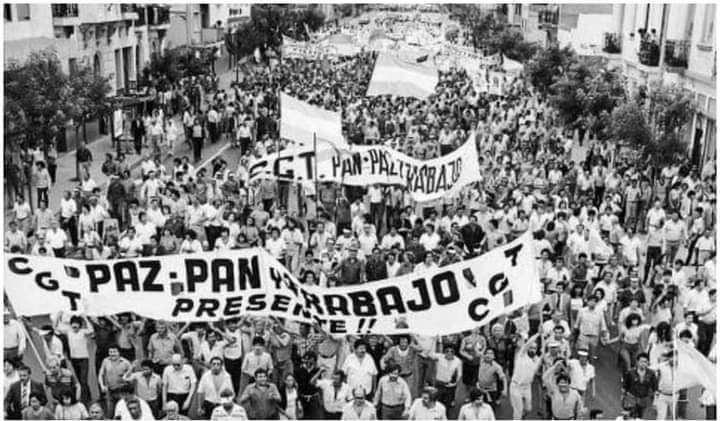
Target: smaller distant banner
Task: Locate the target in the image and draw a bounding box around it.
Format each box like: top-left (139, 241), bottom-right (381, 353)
top-left (249, 138), bottom-right (481, 203)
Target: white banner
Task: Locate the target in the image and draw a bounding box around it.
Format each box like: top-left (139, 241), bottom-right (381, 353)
top-left (4, 234), bottom-right (541, 335)
top-left (249, 138), bottom-right (481, 202)
top-left (280, 93), bottom-right (346, 149)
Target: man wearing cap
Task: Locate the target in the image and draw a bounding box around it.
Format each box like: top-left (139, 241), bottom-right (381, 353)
top-left (567, 349), bottom-right (595, 400)
top-left (162, 354), bottom-right (197, 416)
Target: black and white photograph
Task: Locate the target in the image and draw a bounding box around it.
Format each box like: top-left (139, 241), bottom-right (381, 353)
top-left (2, 3), bottom-right (717, 420)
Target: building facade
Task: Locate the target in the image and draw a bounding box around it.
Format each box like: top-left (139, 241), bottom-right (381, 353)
top-left (606, 4), bottom-right (716, 165)
top-left (4, 3), bottom-right (171, 94)
top-left (167, 4), bottom-right (250, 49)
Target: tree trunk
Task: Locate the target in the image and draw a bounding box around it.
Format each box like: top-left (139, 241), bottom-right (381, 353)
top-left (75, 125), bottom-right (80, 180)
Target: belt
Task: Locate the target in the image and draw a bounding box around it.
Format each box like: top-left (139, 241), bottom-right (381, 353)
top-left (381, 403), bottom-right (404, 409)
top-left (659, 391), bottom-right (674, 396)
top-left (319, 353), bottom-right (336, 359)
top-left (400, 372), bottom-right (412, 378)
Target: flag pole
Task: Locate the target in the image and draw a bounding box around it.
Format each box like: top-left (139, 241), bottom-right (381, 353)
top-left (313, 132), bottom-right (320, 226)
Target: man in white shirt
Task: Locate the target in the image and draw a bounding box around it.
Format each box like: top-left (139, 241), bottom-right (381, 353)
top-left (161, 354), bottom-right (197, 415)
top-left (118, 227), bottom-right (143, 257)
top-left (380, 226), bottom-right (405, 250)
top-left (418, 223), bottom-right (441, 252)
top-left (134, 212), bottom-right (157, 246)
top-left (407, 386), bottom-right (447, 420)
top-left (318, 370), bottom-right (352, 419)
top-left (567, 349), bottom-right (595, 402)
top-left (45, 219), bottom-right (68, 258)
top-left (59, 190), bottom-right (78, 245)
top-left (430, 345), bottom-right (462, 410)
top-left (357, 224), bottom-right (378, 256)
top-left (197, 356), bottom-right (234, 418)
top-left (341, 340), bottom-right (378, 398)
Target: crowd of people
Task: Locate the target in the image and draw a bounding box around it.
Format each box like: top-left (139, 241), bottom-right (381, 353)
top-left (4, 8), bottom-right (718, 421)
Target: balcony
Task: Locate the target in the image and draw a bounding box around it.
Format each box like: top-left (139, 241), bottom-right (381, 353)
top-left (638, 39), bottom-right (660, 66)
top-left (538, 7), bottom-right (558, 28)
top-left (664, 39), bottom-right (689, 70)
top-left (602, 32), bottom-right (622, 54)
top-left (52, 3), bottom-right (80, 26)
top-left (120, 4), bottom-right (138, 21)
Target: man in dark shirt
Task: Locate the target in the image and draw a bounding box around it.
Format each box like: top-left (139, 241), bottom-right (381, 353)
top-left (239, 368), bottom-right (281, 420)
top-left (365, 247), bottom-right (388, 282)
top-left (294, 351), bottom-right (323, 419)
top-left (460, 214), bottom-right (485, 254)
top-left (621, 353), bottom-right (657, 419)
top-left (617, 276), bottom-right (647, 310)
top-left (334, 247), bottom-right (364, 285)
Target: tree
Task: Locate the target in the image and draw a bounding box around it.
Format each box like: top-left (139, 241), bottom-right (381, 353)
top-left (68, 64), bottom-right (112, 178)
top-left (4, 49), bottom-right (74, 156)
top-left (609, 101), bottom-right (652, 148)
top-left (646, 80), bottom-right (695, 138)
top-left (549, 62), bottom-right (625, 138)
top-left (525, 46), bottom-right (576, 96)
top-left (227, 5), bottom-right (326, 61)
top-left (488, 27), bottom-right (539, 62)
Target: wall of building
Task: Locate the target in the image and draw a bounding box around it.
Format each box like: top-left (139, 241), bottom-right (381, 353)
top-left (3, 3), bottom-right (54, 41)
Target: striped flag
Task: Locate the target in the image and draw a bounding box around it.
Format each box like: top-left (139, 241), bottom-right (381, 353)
top-left (280, 93), bottom-right (347, 149)
top-left (367, 53), bottom-right (438, 99)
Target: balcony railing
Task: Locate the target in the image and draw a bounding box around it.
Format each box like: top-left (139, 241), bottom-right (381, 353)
top-left (638, 39), bottom-right (660, 66)
top-left (664, 39), bottom-right (690, 68)
top-left (51, 4), bottom-right (78, 18)
top-left (603, 32), bottom-right (622, 54)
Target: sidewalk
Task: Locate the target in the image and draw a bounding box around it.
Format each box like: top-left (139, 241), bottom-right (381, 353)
top-left (5, 65), bottom-right (239, 228)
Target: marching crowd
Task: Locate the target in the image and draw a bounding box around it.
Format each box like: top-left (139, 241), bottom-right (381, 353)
top-left (4, 10), bottom-right (718, 421)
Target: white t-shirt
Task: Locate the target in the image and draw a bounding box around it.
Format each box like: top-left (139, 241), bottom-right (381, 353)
top-left (67, 328), bottom-right (92, 359)
top-left (342, 354), bottom-right (378, 395)
top-left (45, 228), bottom-right (67, 249)
top-left (568, 359), bottom-right (595, 392)
top-left (419, 232), bottom-right (440, 251)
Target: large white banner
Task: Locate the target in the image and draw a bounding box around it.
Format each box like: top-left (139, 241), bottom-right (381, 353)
top-left (248, 138), bottom-right (481, 202)
top-left (280, 93), bottom-right (347, 149)
top-left (367, 53), bottom-right (438, 99)
top-left (4, 234), bottom-right (541, 335)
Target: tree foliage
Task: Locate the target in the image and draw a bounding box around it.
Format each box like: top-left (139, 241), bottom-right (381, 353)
top-left (142, 46), bottom-right (216, 87)
top-left (525, 46), bottom-right (576, 95)
top-left (226, 5), bottom-right (326, 59)
top-left (4, 49), bottom-right (112, 154)
top-left (646, 80), bottom-right (695, 137)
top-left (549, 62), bottom-right (625, 138)
top-left (610, 101), bottom-right (652, 148)
top-left (4, 49), bottom-right (74, 149)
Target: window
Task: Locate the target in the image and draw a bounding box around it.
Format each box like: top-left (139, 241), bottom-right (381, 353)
top-left (15, 3), bottom-right (30, 20)
top-left (4, 4), bottom-right (11, 21)
top-left (701, 4), bottom-right (715, 44)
